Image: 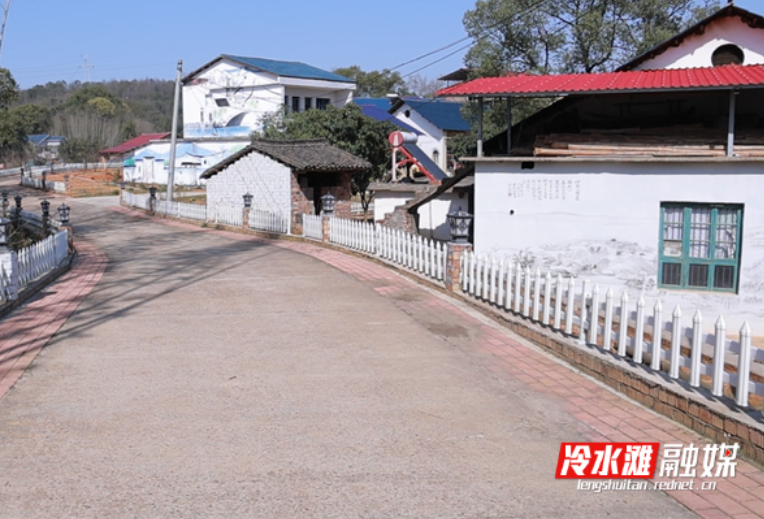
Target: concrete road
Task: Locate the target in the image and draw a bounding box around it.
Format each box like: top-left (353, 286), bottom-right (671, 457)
top-left (0, 193), bottom-right (698, 518)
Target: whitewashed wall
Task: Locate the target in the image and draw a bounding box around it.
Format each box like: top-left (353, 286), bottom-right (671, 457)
top-left (417, 193), bottom-right (467, 241)
top-left (373, 191), bottom-right (416, 222)
top-left (634, 17), bottom-right (764, 70)
top-left (473, 159), bottom-right (764, 333)
top-left (206, 152), bottom-right (291, 227)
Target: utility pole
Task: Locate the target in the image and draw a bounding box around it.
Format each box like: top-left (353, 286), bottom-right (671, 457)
top-left (166, 60), bottom-right (182, 202)
top-left (80, 55), bottom-right (94, 83)
top-left (0, 0), bottom-right (12, 65)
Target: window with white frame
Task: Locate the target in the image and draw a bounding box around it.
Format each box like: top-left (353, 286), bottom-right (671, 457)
top-left (316, 98), bottom-right (330, 110)
top-left (659, 203), bottom-right (743, 292)
top-left (292, 96), bottom-right (301, 113)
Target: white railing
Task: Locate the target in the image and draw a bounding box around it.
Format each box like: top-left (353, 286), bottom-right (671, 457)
top-left (212, 206), bottom-right (242, 227)
top-left (377, 225), bottom-right (447, 281)
top-left (178, 202), bottom-right (207, 221)
top-left (50, 181), bottom-right (66, 193)
top-left (303, 214), bottom-right (322, 240)
top-left (122, 191), bottom-right (207, 221)
top-left (351, 202), bottom-right (374, 215)
top-left (16, 231), bottom-right (69, 289)
top-left (249, 209), bottom-right (288, 233)
top-left (0, 261), bottom-right (14, 301)
top-left (460, 251), bottom-right (763, 409)
top-left (324, 216), bottom-right (447, 282)
top-left (21, 177), bottom-right (44, 189)
top-left (121, 191), bottom-right (151, 210)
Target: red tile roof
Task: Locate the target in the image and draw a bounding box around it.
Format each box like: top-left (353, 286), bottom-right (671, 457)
top-left (99, 133), bottom-right (171, 155)
top-left (437, 64), bottom-right (764, 98)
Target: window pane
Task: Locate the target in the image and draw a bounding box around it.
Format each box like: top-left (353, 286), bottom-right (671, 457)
top-left (688, 264), bottom-right (709, 287)
top-left (663, 207), bottom-right (684, 257)
top-left (715, 208), bottom-right (738, 259)
top-left (662, 263), bottom-right (682, 285)
top-left (714, 265), bottom-right (735, 289)
top-left (689, 207), bottom-right (711, 258)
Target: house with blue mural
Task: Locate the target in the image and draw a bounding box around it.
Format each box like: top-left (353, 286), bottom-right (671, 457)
top-left (182, 55), bottom-right (357, 138)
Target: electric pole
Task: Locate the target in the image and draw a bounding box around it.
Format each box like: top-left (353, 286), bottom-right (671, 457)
top-left (0, 0), bottom-right (12, 65)
top-left (80, 55), bottom-right (94, 83)
top-left (166, 60), bottom-right (183, 202)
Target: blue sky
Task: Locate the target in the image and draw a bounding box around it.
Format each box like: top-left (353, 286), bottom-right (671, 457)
top-left (2, 0), bottom-right (762, 89)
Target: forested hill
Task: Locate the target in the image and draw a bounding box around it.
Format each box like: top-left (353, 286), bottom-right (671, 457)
top-left (16, 78), bottom-right (176, 133)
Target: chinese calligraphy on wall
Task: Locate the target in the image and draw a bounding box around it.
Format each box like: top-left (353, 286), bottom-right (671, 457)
top-left (508, 179), bottom-right (581, 201)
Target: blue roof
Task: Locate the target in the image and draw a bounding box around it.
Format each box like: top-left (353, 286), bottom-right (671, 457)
top-left (357, 105), bottom-right (421, 135)
top-left (223, 55), bottom-right (353, 83)
top-left (353, 98), bottom-right (392, 110)
top-left (400, 98), bottom-right (471, 132)
top-left (28, 134), bottom-right (50, 145)
top-left (135, 143), bottom-right (216, 160)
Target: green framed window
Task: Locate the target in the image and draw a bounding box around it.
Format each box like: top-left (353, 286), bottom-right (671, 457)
top-left (659, 203), bottom-right (743, 293)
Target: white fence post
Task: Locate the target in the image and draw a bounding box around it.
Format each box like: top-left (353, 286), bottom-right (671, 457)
top-left (565, 277), bottom-right (575, 335)
top-left (651, 301), bottom-right (663, 371)
top-left (617, 291), bottom-right (629, 357)
top-left (669, 305), bottom-right (682, 379)
top-left (712, 316), bottom-right (726, 397)
top-left (737, 322), bottom-right (752, 407)
top-left (589, 284), bottom-right (600, 346)
top-left (633, 296), bottom-right (645, 364)
top-left (690, 310), bottom-right (703, 388)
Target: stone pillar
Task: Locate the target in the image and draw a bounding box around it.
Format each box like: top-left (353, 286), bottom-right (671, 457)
top-left (322, 215), bottom-right (331, 244)
top-left (0, 250), bottom-right (19, 301)
top-left (61, 224), bottom-right (74, 253)
top-left (292, 213), bottom-right (303, 237)
top-left (148, 197), bottom-right (156, 216)
top-left (242, 208), bottom-right (250, 230)
top-left (445, 242), bottom-right (472, 293)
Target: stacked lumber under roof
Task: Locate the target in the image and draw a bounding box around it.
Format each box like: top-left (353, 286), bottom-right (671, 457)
top-left (534, 127), bottom-right (764, 157)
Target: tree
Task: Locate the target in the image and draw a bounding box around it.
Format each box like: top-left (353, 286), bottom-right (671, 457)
top-left (405, 74), bottom-right (445, 98)
top-left (255, 104), bottom-right (397, 209)
top-left (0, 68), bottom-right (18, 111)
top-left (333, 66), bottom-right (410, 98)
top-left (462, 0), bottom-right (720, 76)
top-left (8, 104), bottom-right (53, 135)
top-left (454, 0), bottom-right (720, 156)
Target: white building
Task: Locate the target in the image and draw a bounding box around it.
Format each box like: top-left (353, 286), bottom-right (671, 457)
top-left (123, 138), bottom-right (249, 186)
top-left (388, 97), bottom-right (471, 173)
top-left (182, 55), bottom-right (356, 138)
top-left (439, 4), bottom-right (764, 333)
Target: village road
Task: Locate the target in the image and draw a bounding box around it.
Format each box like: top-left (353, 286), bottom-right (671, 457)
top-left (0, 193), bottom-right (699, 518)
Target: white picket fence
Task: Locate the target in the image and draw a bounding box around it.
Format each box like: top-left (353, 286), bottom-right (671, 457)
top-left (15, 231), bottom-right (69, 289)
top-left (155, 199), bottom-right (208, 221)
top-left (122, 191), bottom-right (207, 221)
top-left (212, 206), bottom-right (243, 227)
top-left (249, 209), bottom-right (288, 233)
top-left (50, 181), bottom-right (66, 193)
top-left (325, 216), bottom-right (447, 282)
top-left (460, 251), bottom-right (763, 409)
top-left (303, 214), bottom-right (322, 240)
top-left (121, 191), bottom-right (150, 210)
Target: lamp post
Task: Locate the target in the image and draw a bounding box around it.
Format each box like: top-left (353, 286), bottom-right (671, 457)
top-left (0, 217), bottom-right (9, 251)
top-left (444, 207), bottom-right (474, 293)
top-left (58, 203), bottom-right (73, 252)
top-left (446, 207), bottom-right (473, 243)
top-left (12, 194), bottom-right (21, 226)
top-left (148, 186), bottom-right (157, 215)
top-left (242, 193), bottom-right (253, 229)
top-left (41, 199), bottom-right (50, 234)
top-left (1, 191), bottom-right (7, 218)
top-left (321, 192), bottom-right (336, 216)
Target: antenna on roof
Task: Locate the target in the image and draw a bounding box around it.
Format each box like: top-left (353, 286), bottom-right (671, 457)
top-left (0, 0), bottom-right (12, 65)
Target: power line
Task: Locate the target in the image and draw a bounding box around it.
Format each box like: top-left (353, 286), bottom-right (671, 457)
top-left (388, 0), bottom-right (553, 75)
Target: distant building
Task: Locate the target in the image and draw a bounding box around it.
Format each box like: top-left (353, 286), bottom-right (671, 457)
top-left (27, 134), bottom-right (65, 162)
top-left (99, 133), bottom-right (171, 164)
top-left (200, 139), bottom-right (370, 233)
top-left (182, 55), bottom-right (356, 138)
